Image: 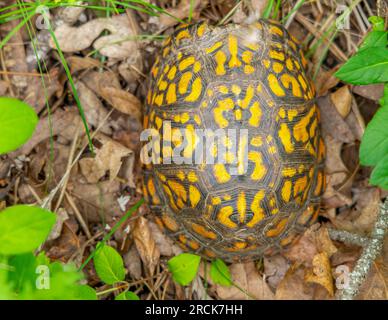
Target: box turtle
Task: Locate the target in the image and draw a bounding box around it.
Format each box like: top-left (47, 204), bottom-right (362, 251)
top-left (142, 19), bottom-right (325, 262)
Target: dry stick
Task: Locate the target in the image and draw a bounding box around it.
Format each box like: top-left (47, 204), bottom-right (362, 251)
top-left (336, 198), bottom-right (388, 300)
top-left (65, 191), bottom-right (92, 239)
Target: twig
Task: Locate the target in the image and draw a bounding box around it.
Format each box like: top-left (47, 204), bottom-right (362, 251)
top-left (337, 198), bottom-right (388, 300)
top-left (328, 228), bottom-right (369, 247)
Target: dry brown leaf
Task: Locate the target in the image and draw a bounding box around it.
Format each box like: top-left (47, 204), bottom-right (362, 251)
top-left (133, 216), bottom-right (160, 276)
top-left (305, 252), bottom-right (334, 296)
top-left (67, 179), bottom-right (122, 222)
top-left (275, 264), bottom-right (315, 300)
top-left (67, 56), bottom-right (101, 73)
top-left (75, 80), bottom-right (112, 134)
top-left (318, 95), bottom-right (356, 144)
top-left (0, 80), bottom-right (8, 96)
top-left (48, 208), bottom-right (69, 241)
top-left (124, 245), bottom-right (143, 280)
top-left (330, 86), bottom-right (352, 118)
top-left (148, 220), bottom-right (180, 257)
top-left (215, 262), bottom-right (274, 300)
top-left (79, 134), bottom-right (133, 184)
top-left (314, 68), bottom-right (340, 96)
top-left (352, 84), bottom-right (384, 102)
top-left (264, 254), bottom-right (290, 290)
top-left (50, 15), bottom-right (138, 59)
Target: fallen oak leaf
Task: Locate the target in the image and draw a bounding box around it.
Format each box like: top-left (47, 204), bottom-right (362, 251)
top-left (305, 252), bottom-right (334, 297)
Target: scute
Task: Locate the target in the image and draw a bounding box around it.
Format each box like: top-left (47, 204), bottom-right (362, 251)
top-left (143, 19), bottom-right (325, 262)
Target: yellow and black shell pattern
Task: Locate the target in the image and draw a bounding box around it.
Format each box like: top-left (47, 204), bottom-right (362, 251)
top-left (142, 19), bottom-right (325, 262)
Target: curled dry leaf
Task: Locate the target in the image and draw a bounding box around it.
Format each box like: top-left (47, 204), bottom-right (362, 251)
top-left (48, 207), bottom-right (69, 241)
top-left (82, 70), bottom-right (141, 119)
top-left (56, 5), bottom-right (86, 25)
top-left (50, 15), bottom-right (139, 59)
top-left (215, 262), bottom-right (274, 300)
top-left (124, 245), bottom-right (143, 280)
top-left (330, 86), bottom-right (352, 118)
top-left (305, 252), bottom-right (334, 297)
top-left (79, 133), bottom-right (134, 184)
top-left (75, 80), bottom-right (111, 134)
top-left (133, 216), bottom-right (160, 276)
top-left (264, 254), bottom-right (290, 290)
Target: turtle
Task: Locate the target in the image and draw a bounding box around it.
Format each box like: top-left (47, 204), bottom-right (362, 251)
top-left (141, 19), bottom-right (325, 262)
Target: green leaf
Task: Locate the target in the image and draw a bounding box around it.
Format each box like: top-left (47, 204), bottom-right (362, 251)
top-left (73, 285), bottom-right (98, 300)
top-left (360, 104), bottom-right (388, 166)
top-left (8, 253), bottom-right (36, 292)
top-left (167, 253), bottom-right (201, 286)
top-left (359, 31), bottom-right (387, 50)
top-left (0, 97), bottom-right (38, 155)
top-left (335, 47), bottom-right (388, 85)
top-left (115, 291), bottom-right (140, 300)
top-left (0, 205), bottom-right (56, 255)
top-left (369, 16), bottom-right (385, 31)
top-left (93, 245), bottom-right (125, 285)
top-left (370, 154), bottom-right (388, 189)
top-left (210, 259), bottom-right (232, 286)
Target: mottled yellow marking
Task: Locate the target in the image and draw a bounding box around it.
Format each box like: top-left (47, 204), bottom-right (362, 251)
top-left (232, 84), bottom-right (241, 95)
top-left (187, 171), bottom-right (198, 183)
top-left (161, 214), bottom-right (179, 231)
top-left (279, 123), bottom-right (294, 153)
top-left (281, 74), bottom-right (302, 98)
top-left (244, 65), bottom-right (255, 74)
top-left (270, 25), bottom-right (284, 36)
top-left (193, 114), bottom-right (201, 125)
top-left (192, 223), bottom-right (217, 240)
top-left (314, 171), bottom-right (323, 196)
top-left (215, 50), bottom-right (227, 75)
top-left (278, 107), bottom-right (286, 118)
top-left (293, 106), bottom-right (315, 142)
top-left (166, 83), bottom-right (177, 104)
top-left (178, 234), bottom-right (187, 244)
top-left (228, 35), bottom-right (241, 68)
top-left (177, 52), bottom-right (183, 60)
top-left (242, 51), bottom-right (253, 64)
top-left (214, 98), bottom-right (234, 128)
top-left (237, 192), bottom-right (246, 223)
top-left (179, 72), bottom-right (192, 94)
top-left (212, 196), bottom-right (221, 205)
top-left (282, 167), bottom-right (297, 177)
top-left (235, 109), bottom-right (242, 120)
top-left (189, 185), bottom-right (201, 207)
top-left (213, 163), bottom-right (231, 183)
top-left (203, 249), bottom-right (216, 258)
top-left (147, 179), bottom-right (160, 205)
top-left (155, 116), bottom-right (163, 129)
top-left (266, 218), bottom-right (288, 237)
top-left (268, 74), bottom-right (286, 97)
top-left (269, 50), bottom-right (285, 61)
top-left (197, 23), bottom-right (206, 37)
top-left (219, 85), bottom-right (229, 94)
top-left (183, 125), bottom-right (198, 158)
top-left (310, 118), bottom-right (318, 138)
top-left (151, 65), bottom-right (159, 78)
top-left (248, 151), bottom-right (266, 181)
top-left (162, 47), bottom-right (170, 57)
top-left (206, 41), bottom-right (223, 54)
top-left (207, 89), bottom-right (214, 97)
top-left (224, 194), bottom-right (231, 201)
top-left (298, 74), bottom-right (308, 92)
top-left (241, 85), bottom-right (254, 108)
top-left (188, 240), bottom-right (200, 250)
top-left (218, 206), bottom-right (237, 228)
top-left (179, 56), bottom-right (195, 71)
top-left (286, 58), bottom-right (294, 71)
top-left (263, 59), bottom-right (271, 68)
top-left (168, 180), bottom-right (187, 202)
top-left (251, 136), bottom-right (262, 147)
top-left (273, 62), bottom-right (284, 73)
top-left (163, 185), bottom-right (178, 212)
top-left (281, 180), bottom-right (292, 202)
top-left (167, 66), bottom-right (176, 80)
top-left (186, 77), bottom-right (202, 102)
top-left (176, 29), bottom-right (190, 44)
top-left (294, 176), bottom-right (308, 196)
top-left (154, 94), bottom-right (164, 106)
top-left (288, 109), bottom-right (298, 121)
top-left (176, 171), bottom-right (185, 181)
top-left (248, 190), bottom-right (265, 227)
top-left (193, 61), bottom-right (201, 73)
top-left (159, 80), bottom-right (168, 91)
